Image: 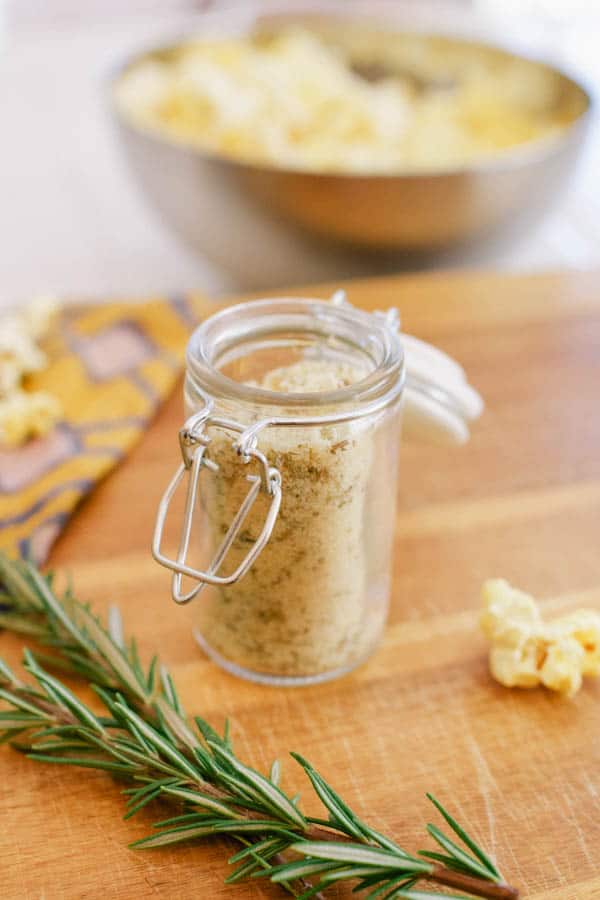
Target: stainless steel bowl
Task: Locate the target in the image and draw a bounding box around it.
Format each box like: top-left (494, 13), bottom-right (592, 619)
top-left (110, 12), bottom-right (592, 289)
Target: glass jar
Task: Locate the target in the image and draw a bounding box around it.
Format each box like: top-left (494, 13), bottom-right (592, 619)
top-left (153, 294), bottom-right (404, 686)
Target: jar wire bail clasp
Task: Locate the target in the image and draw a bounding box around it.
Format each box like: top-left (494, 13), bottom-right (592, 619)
top-left (152, 402), bottom-right (282, 605)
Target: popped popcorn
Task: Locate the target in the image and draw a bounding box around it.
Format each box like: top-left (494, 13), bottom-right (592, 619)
top-left (480, 579), bottom-right (600, 698)
top-left (0, 390), bottom-right (62, 447)
top-left (547, 609), bottom-right (600, 677)
top-left (0, 296), bottom-right (61, 447)
top-left (114, 28), bottom-right (579, 175)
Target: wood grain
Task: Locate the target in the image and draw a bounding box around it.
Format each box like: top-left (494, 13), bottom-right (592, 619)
top-left (2, 270), bottom-right (600, 900)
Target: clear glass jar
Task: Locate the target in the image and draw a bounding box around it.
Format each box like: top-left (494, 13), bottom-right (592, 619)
top-left (153, 295), bottom-right (404, 686)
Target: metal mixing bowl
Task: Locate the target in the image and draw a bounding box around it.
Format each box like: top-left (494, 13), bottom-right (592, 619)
top-left (110, 11), bottom-right (592, 289)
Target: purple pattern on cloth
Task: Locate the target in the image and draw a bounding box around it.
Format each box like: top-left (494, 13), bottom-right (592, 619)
top-left (169, 295), bottom-right (200, 327)
top-left (76, 321), bottom-right (156, 381)
top-left (73, 416), bottom-right (148, 434)
top-left (21, 516), bottom-right (67, 564)
top-left (0, 427), bottom-right (79, 493)
top-left (1, 479), bottom-right (94, 528)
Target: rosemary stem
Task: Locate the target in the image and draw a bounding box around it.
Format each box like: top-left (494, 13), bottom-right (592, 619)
top-left (5, 690), bottom-right (520, 900)
top-left (429, 865), bottom-right (519, 899)
top-left (13, 688), bottom-right (77, 724)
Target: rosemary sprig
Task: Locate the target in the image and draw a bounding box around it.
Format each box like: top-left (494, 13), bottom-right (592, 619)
top-left (0, 554), bottom-right (519, 900)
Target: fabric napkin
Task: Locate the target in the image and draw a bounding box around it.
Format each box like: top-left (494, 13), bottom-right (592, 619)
top-left (0, 296), bottom-right (202, 563)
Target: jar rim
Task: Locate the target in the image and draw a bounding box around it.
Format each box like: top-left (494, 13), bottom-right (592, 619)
top-left (186, 297), bottom-right (404, 411)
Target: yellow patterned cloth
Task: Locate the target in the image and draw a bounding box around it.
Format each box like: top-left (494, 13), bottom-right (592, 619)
top-left (0, 297), bottom-right (202, 563)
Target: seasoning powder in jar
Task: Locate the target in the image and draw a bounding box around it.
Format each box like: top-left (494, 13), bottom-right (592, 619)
top-left (154, 298), bottom-right (404, 686)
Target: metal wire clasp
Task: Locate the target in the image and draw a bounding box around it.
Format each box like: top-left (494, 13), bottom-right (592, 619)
top-left (152, 408), bottom-right (282, 605)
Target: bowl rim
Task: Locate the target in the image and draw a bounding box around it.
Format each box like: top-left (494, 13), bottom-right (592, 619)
top-left (107, 14), bottom-right (594, 182)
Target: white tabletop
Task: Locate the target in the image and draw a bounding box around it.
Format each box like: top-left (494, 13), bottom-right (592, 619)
top-left (1, 5), bottom-right (599, 310)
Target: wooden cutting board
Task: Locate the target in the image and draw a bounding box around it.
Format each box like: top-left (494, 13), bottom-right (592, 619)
top-left (2, 270), bottom-right (600, 900)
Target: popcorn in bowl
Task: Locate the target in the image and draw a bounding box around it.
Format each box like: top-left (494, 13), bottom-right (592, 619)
top-left (114, 27), bottom-right (580, 175)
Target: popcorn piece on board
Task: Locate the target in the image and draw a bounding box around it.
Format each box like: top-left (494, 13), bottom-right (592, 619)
top-left (538, 637), bottom-right (584, 698)
top-left (489, 640), bottom-right (544, 689)
top-left (480, 578), bottom-right (542, 648)
top-left (547, 610), bottom-right (600, 677)
top-left (480, 579), bottom-right (600, 698)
